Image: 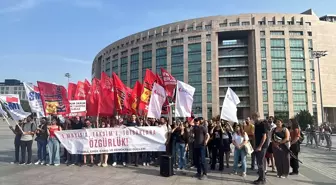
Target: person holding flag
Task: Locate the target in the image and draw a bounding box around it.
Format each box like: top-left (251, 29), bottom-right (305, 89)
top-left (9, 120), bottom-right (24, 164)
top-left (20, 115), bottom-right (37, 165)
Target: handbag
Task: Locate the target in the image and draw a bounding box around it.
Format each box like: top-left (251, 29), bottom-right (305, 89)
top-left (244, 141), bottom-right (254, 155)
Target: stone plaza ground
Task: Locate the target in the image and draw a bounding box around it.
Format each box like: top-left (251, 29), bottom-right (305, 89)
top-left (0, 121), bottom-right (335, 185)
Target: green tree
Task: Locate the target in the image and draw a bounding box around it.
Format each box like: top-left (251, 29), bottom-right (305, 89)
top-left (294, 110), bottom-right (315, 129)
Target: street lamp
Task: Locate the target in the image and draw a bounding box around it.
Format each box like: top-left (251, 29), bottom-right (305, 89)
top-left (312, 50), bottom-right (328, 123)
top-left (64, 73), bottom-right (71, 84)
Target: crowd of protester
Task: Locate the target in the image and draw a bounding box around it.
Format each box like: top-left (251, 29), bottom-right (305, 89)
top-left (305, 123), bottom-right (333, 150)
top-left (9, 112), bottom-right (310, 183)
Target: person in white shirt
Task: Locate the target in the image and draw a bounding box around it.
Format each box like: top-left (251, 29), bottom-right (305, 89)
top-left (231, 124), bottom-right (249, 177)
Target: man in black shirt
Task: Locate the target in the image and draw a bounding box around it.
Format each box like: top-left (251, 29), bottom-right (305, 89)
top-left (193, 118), bottom-right (209, 180)
top-left (253, 112), bottom-right (268, 185)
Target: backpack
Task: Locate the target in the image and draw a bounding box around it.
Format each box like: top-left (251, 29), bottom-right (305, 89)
top-left (298, 130), bottom-right (304, 144)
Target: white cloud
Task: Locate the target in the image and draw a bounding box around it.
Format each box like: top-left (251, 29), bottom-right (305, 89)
top-left (61, 57), bottom-right (91, 64)
top-left (0, 0), bottom-right (40, 14)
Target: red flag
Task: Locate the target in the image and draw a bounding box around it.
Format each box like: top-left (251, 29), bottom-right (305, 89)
top-left (138, 69), bottom-right (157, 114)
top-left (6, 96), bottom-right (19, 103)
top-left (130, 81), bottom-right (142, 115)
top-left (68, 83), bottom-right (77, 100)
top-left (156, 73), bottom-right (164, 87)
top-left (74, 81), bottom-right (86, 100)
top-left (161, 68), bottom-right (177, 98)
top-left (121, 87), bottom-right (132, 115)
top-left (112, 73), bottom-right (127, 114)
top-left (99, 72), bottom-right (115, 116)
top-left (86, 78), bottom-right (100, 116)
top-left (37, 81), bottom-right (70, 116)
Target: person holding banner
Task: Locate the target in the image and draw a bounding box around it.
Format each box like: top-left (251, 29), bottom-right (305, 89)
top-left (20, 115), bottom-right (37, 165)
top-left (82, 119), bottom-right (94, 167)
top-left (34, 117), bottom-right (48, 165)
top-left (9, 120), bottom-right (23, 164)
top-left (98, 120), bottom-right (109, 167)
top-left (47, 118), bottom-right (62, 166)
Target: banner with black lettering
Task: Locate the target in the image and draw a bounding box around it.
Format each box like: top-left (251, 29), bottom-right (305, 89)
top-left (55, 126), bottom-right (167, 154)
top-left (0, 94), bottom-right (31, 121)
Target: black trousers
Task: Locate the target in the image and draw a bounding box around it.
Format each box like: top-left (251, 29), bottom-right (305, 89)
top-left (21, 140), bottom-right (33, 163)
top-left (290, 143), bottom-right (300, 173)
top-left (255, 148), bottom-right (267, 181)
top-left (194, 146), bottom-right (207, 175)
top-left (128, 153), bottom-right (139, 165)
top-left (14, 138), bottom-right (21, 162)
top-left (211, 146), bottom-right (224, 170)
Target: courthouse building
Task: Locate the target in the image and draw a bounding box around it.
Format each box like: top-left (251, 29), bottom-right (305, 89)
top-left (0, 79), bottom-right (27, 101)
top-left (91, 9), bottom-right (336, 123)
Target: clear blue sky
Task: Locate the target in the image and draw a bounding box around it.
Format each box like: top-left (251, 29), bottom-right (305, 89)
top-left (0, 0), bottom-right (334, 87)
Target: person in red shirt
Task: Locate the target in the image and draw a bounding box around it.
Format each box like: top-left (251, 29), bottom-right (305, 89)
top-left (47, 118), bottom-right (62, 166)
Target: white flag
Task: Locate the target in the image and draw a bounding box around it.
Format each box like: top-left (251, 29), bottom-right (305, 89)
top-left (23, 82), bottom-right (45, 118)
top-left (0, 94), bottom-right (31, 121)
top-left (220, 87), bottom-right (240, 123)
top-left (175, 81), bottom-right (195, 117)
top-left (147, 83), bottom-right (167, 119)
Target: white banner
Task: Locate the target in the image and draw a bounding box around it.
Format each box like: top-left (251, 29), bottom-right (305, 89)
top-left (220, 87), bottom-right (240, 123)
top-left (0, 94), bottom-right (31, 121)
top-left (55, 126), bottom-right (167, 154)
top-left (70, 100), bottom-right (86, 113)
top-left (147, 83), bottom-right (167, 119)
top-left (175, 81), bottom-right (195, 117)
top-left (23, 82), bottom-right (45, 118)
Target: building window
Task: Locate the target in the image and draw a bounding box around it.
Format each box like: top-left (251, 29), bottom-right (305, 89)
top-left (263, 93), bottom-right (268, 102)
top-left (229, 22), bottom-right (239, 26)
top-left (207, 62), bottom-right (211, 81)
top-left (188, 35), bottom-right (201, 42)
top-left (242, 21), bottom-right (250, 26)
top-left (273, 81), bottom-right (287, 90)
top-left (289, 31), bottom-right (303, 36)
top-left (262, 82), bottom-right (268, 91)
top-left (143, 44), bottom-right (152, 50)
top-left (308, 31), bottom-right (312, 36)
top-left (187, 27), bottom-right (193, 31)
top-left (130, 54), bottom-right (139, 87)
top-left (156, 48), bottom-right (167, 75)
top-left (205, 25), bottom-right (212, 30)
top-left (219, 23), bottom-right (227, 27)
top-left (262, 59), bottom-right (267, 69)
top-left (206, 34), bottom-right (211, 40)
top-left (258, 21), bottom-right (266, 25)
top-left (142, 51), bottom-right (152, 80)
top-left (207, 84), bottom-right (212, 103)
top-left (172, 38), bottom-right (183, 45)
top-left (270, 31), bottom-right (284, 35)
top-left (277, 21), bottom-right (284, 25)
top-left (120, 57), bottom-right (128, 84)
top-left (262, 70), bottom-right (267, 80)
top-left (112, 59), bottom-right (118, 74)
top-left (260, 31), bottom-right (265, 36)
top-left (156, 41), bottom-right (167, 48)
top-left (171, 45), bottom-right (184, 81)
top-left (196, 26), bottom-right (202, 31)
top-left (131, 47), bottom-right (139, 53)
top-left (206, 42), bottom-right (211, 61)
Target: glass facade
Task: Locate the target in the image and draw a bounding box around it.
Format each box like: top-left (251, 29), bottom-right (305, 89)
top-left (171, 45), bottom-right (184, 81)
top-left (130, 54), bottom-right (139, 87)
top-left (261, 39), bottom-right (268, 116)
top-left (271, 38), bottom-right (289, 117)
top-left (156, 48), bottom-right (167, 75)
top-left (112, 59), bottom-right (118, 74)
top-left (142, 51), bottom-right (152, 80)
top-left (290, 39), bottom-right (307, 114)
top-left (120, 57), bottom-right (128, 84)
top-left (188, 43), bottom-right (202, 114)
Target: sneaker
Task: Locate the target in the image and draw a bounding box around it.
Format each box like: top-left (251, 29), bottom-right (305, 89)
top-left (46, 164), bottom-right (50, 166)
top-left (97, 162), bottom-right (102, 166)
top-left (146, 163), bottom-right (150, 166)
top-left (19, 162), bottom-right (25, 165)
top-left (122, 162), bottom-right (126, 167)
top-left (40, 161), bottom-right (45, 165)
top-left (102, 163), bottom-right (108, 167)
top-left (253, 179), bottom-right (266, 184)
top-left (10, 161), bottom-right (19, 164)
top-left (199, 174), bottom-right (207, 180)
top-left (64, 160), bottom-right (68, 164)
top-left (290, 172), bottom-right (299, 175)
top-left (230, 171), bottom-right (237, 175)
top-left (193, 173), bottom-right (201, 178)
top-left (242, 172), bottom-right (246, 177)
top-left (112, 162), bottom-right (117, 167)
top-left (26, 162), bottom-right (32, 165)
top-left (143, 162), bottom-right (146, 166)
top-left (54, 164), bottom-right (60, 166)
top-left (34, 160), bottom-right (41, 165)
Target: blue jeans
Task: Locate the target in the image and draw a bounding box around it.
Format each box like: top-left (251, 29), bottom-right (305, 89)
top-left (194, 145), bottom-right (207, 175)
top-left (233, 147), bottom-right (247, 173)
top-left (37, 139), bottom-right (47, 162)
top-left (176, 143), bottom-right (186, 169)
top-left (48, 137), bottom-right (60, 165)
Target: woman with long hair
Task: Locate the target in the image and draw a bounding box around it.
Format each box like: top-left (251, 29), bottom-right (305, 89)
top-left (98, 120), bottom-right (109, 167)
top-left (173, 122), bottom-right (189, 170)
top-left (231, 124), bottom-right (248, 177)
top-left (272, 119), bottom-right (290, 178)
top-left (289, 119), bottom-right (301, 175)
top-left (47, 118), bottom-right (62, 166)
